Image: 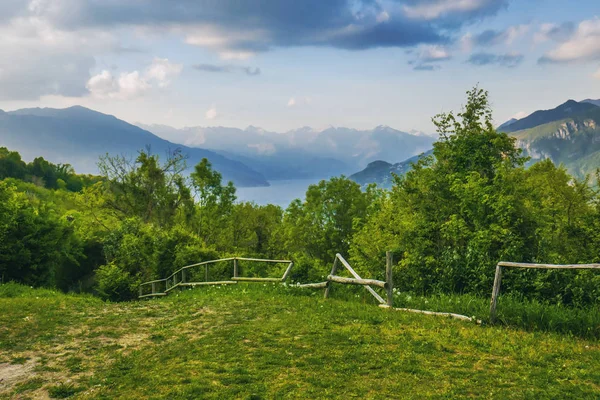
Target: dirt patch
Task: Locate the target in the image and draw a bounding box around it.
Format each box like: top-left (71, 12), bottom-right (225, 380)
top-left (0, 359), bottom-right (37, 393)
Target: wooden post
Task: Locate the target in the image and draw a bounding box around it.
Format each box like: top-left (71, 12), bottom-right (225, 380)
top-left (139, 285), bottom-right (143, 297)
top-left (182, 269), bottom-right (186, 284)
top-left (324, 257), bottom-right (339, 299)
top-left (489, 264), bottom-right (503, 323)
top-left (151, 282), bottom-right (156, 295)
top-left (386, 251), bottom-right (394, 308)
top-left (233, 258), bottom-right (239, 278)
top-left (281, 262), bottom-right (294, 282)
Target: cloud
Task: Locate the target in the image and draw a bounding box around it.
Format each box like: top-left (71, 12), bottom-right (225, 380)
top-left (2, 0), bottom-right (510, 56)
top-left (539, 18), bottom-right (600, 64)
top-left (87, 58), bottom-right (182, 99)
top-left (205, 106), bottom-right (218, 120)
top-left (192, 64), bottom-right (261, 76)
top-left (402, 0), bottom-right (507, 22)
top-left (511, 111), bottom-right (528, 120)
top-left (0, 16), bottom-right (115, 100)
top-left (467, 52), bottom-right (524, 67)
top-left (287, 96), bottom-right (311, 107)
top-left (418, 45), bottom-right (452, 62)
top-left (413, 64), bottom-right (440, 71)
top-left (462, 24), bottom-right (529, 49)
top-left (533, 22), bottom-right (575, 44)
top-left (594, 67), bottom-right (600, 80)
top-left (410, 44), bottom-right (451, 70)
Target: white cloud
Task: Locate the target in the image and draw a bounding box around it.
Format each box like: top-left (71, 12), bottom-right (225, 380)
top-left (511, 111), bottom-right (527, 120)
top-left (593, 67), bottom-right (600, 80)
top-left (145, 57), bottom-right (183, 88)
top-left (376, 11), bottom-right (390, 23)
top-left (419, 45), bottom-right (451, 61)
top-left (287, 96), bottom-right (311, 108)
top-left (0, 16), bottom-right (115, 100)
top-left (403, 0), bottom-right (490, 20)
top-left (541, 18), bottom-right (600, 63)
top-left (205, 106), bottom-right (218, 120)
top-left (533, 22), bottom-right (575, 44)
top-left (87, 58), bottom-right (182, 99)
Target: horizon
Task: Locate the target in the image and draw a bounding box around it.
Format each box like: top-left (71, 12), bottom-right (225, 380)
top-left (0, 1), bottom-right (598, 133)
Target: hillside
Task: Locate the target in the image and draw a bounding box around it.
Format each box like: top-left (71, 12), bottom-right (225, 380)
top-left (0, 106), bottom-right (269, 187)
top-left (1, 284), bottom-right (599, 399)
top-left (510, 105), bottom-right (600, 178)
top-left (349, 150), bottom-right (433, 187)
top-left (500, 100), bottom-right (599, 133)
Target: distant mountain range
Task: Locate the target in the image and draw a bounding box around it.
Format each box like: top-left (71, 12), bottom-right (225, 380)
top-left (139, 124), bottom-right (435, 180)
top-left (350, 98), bottom-right (600, 186)
top-left (0, 105), bottom-right (433, 187)
top-left (0, 106), bottom-right (269, 187)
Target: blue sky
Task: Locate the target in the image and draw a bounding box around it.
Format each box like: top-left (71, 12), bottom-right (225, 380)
top-left (0, 0), bottom-right (599, 133)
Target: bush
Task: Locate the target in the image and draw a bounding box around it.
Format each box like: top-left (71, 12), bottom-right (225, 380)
top-left (95, 263), bottom-right (138, 301)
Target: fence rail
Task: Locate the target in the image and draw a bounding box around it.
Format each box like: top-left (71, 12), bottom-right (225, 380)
top-left (139, 257), bottom-right (293, 298)
top-left (490, 261), bottom-right (600, 322)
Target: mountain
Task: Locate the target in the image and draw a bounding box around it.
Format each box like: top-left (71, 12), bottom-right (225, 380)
top-left (510, 104), bottom-right (600, 179)
top-left (499, 100), bottom-right (599, 133)
top-left (497, 118), bottom-right (518, 130)
top-left (349, 150), bottom-right (433, 188)
top-left (139, 124), bottom-right (435, 180)
top-left (582, 99), bottom-right (600, 107)
top-left (0, 106), bottom-right (269, 187)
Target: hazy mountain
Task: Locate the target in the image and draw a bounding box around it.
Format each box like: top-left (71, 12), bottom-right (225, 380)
top-left (499, 100), bottom-right (599, 133)
top-left (582, 99), bottom-right (600, 107)
top-left (349, 150), bottom-right (433, 188)
top-left (139, 123), bottom-right (435, 180)
top-left (497, 118), bottom-right (518, 130)
top-left (0, 106), bottom-right (269, 187)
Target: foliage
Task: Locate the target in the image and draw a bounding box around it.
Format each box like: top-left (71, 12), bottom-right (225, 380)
top-left (95, 263), bottom-right (138, 302)
top-left (350, 87), bottom-right (600, 307)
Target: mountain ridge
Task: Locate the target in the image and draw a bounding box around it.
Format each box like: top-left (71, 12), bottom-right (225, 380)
top-left (0, 106), bottom-right (270, 187)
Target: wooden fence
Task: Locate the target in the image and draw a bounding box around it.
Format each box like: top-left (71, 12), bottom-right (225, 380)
top-left (139, 257), bottom-right (294, 298)
top-left (297, 252), bottom-right (394, 307)
top-left (490, 261), bottom-right (600, 322)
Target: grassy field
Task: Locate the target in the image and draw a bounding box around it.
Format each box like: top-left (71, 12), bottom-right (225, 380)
top-left (1, 283), bottom-right (599, 399)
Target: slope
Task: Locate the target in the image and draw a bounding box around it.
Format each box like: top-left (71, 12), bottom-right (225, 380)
top-left (349, 150), bottom-right (433, 187)
top-left (510, 105), bottom-right (600, 178)
top-left (500, 100), bottom-right (599, 133)
top-left (1, 284), bottom-right (599, 399)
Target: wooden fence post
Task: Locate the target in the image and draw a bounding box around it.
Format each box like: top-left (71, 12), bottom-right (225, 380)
top-left (139, 285), bottom-right (143, 297)
top-left (151, 282), bottom-right (156, 295)
top-left (324, 257), bottom-right (339, 299)
top-left (182, 269), bottom-right (187, 284)
top-left (281, 262), bottom-right (294, 282)
top-left (489, 264), bottom-right (503, 323)
top-left (386, 251), bottom-right (394, 308)
top-left (233, 258), bottom-right (239, 278)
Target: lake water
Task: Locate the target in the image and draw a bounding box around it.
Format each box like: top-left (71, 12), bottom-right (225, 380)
top-left (236, 179), bottom-right (320, 207)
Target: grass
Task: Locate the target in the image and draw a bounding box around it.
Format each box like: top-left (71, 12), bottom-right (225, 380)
top-left (0, 283), bottom-right (599, 399)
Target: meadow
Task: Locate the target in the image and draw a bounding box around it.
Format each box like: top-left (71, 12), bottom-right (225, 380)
top-left (1, 283), bottom-right (599, 399)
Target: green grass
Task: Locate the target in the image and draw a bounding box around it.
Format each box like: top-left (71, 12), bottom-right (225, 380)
top-left (1, 283), bottom-right (599, 399)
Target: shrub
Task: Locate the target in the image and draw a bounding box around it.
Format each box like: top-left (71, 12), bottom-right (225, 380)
top-left (95, 263), bottom-right (137, 301)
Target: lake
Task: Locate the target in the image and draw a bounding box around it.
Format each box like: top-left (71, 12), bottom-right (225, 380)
top-left (236, 179), bottom-right (321, 207)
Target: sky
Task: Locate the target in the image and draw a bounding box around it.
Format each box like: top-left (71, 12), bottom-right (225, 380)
top-left (0, 0), bottom-right (599, 134)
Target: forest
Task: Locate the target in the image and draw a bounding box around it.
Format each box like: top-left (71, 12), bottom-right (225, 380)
top-left (1, 88), bottom-right (599, 307)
